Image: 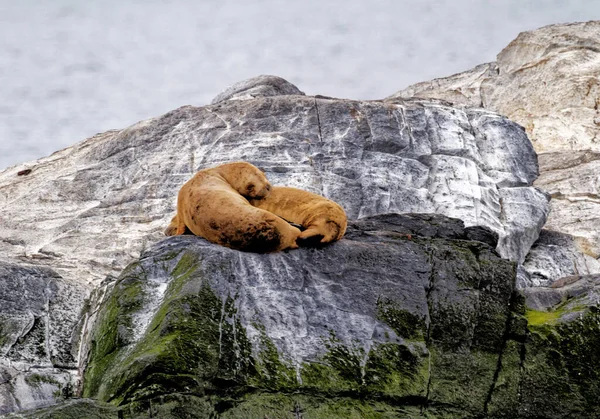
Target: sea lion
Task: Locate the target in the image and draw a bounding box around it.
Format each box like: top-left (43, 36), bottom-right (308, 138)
top-left (166, 162), bottom-right (301, 252)
top-left (249, 186), bottom-right (347, 245)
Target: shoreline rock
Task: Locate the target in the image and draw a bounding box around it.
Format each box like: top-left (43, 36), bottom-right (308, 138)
top-left (4, 21), bottom-right (600, 416)
top-left (391, 20), bottom-right (600, 279)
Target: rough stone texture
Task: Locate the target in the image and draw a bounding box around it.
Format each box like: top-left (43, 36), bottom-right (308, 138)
top-left (535, 151), bottom-right (600, 258)
top-left (0, 80), bottom-right (548, 293)
top-left (523, 230), bottom-right (600, 287)
top-left (523, 274), bottom-right (600, 313)
top-left (31, 214), bottom-right (590, 418)
top-left (391, 21), bottom-right (600, 279)
top-left (392, 62), bottom-right (499, 109)
top-left (0, 72), bottom-right (552, 414)
top-left (210, 74), bottom-right (305, 104)
top-left (391, 22), bottom-right (600, 154)
top-left (80, 214), bottom-right (520, 417)
top-left (0, 75), bottom-right (550, 413)
top-left (0, 263), bottom-right (76, 414)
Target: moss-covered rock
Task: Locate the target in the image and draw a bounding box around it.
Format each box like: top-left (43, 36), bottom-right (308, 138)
top-left (73, 214), bottom-right (536, 417)
top-left (15, 215), bottom-right (600, 417)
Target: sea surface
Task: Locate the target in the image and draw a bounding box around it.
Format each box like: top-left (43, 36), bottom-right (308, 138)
top-left (1, 0), bottom-right (598, 170)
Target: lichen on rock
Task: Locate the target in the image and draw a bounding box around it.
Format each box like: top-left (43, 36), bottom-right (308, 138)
top-left (78, 214), bottom-right (522, 417)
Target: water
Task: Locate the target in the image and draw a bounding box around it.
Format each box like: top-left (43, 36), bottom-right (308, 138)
top-left (1, 0), bottom-right (598, 170)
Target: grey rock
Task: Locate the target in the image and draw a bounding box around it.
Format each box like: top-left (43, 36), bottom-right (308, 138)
top-left (538, 150), bottom-right (600, 173)
top-left (388, 62), bottom-right (499, 108)
top-left (0, 262), bottom-right (76, 414)
top-left (0, 76), bottom-right (548, 413)
top-left (82, 213), bottom-right (517, 416)
top-left (346, 212), bottom-right (499, 248)
top-left (210, 74), bottom-right (305, 104)
top-left (523, 274), bottom-right (600, 313)
top-left (392, 21), bottom-right (600, 279)
top-left (523, 230), bottom-right (600, 287)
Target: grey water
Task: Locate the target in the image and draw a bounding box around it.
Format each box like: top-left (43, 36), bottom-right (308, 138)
top-left (1, 0), bottom-right (598, 170)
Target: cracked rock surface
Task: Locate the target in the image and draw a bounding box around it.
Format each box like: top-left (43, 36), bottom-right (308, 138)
top-left (0, 73), bottom-right (550, 413)
top-left (80, 214), bottom-right (520, 417)
top-left (0, 263), bottom-right (76, 414)
top-left (66, 214), bottom-right (598, 418)
top-left (392, 21), bottom-right (600, 280)
top-left (0, 76), bottom-right (548, 290)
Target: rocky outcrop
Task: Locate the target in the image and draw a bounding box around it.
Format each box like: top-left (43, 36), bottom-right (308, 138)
top-left (0, 74), bottom-right (551, 412)
top-left (523, 229), bottom-right (600, 287)
top-left (391, 21), bottom-right (600, 279)
top-left (211, 74), bottom-right (305, 104)
top-left (17, 28), bottom-right (600, 412)
top-left (7, 214), bottom-right (592, 418)
top-left (81, 214), bottom-right (520, 417)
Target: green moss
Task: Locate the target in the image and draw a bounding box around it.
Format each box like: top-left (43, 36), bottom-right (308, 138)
top-left (363, 343), bottom-right (428, 396)
top-left (83, 262), bottom-right (147, 399)
top-left (121, 393), bottom-right (215, 418)
top-left (525, 308), bottom-right (564, 326)
top-left (428, 349), bottom-right (499, 413)
top-left (218, 392), bottom-right (420, 419)
top-left (322, 332), bottom-right (365, 389)
top-left (251, 323), bottom-right (296, 390)
top-left (526, 297), bottom-right (587, 328)
top-left (98, 283), bottom-right (224, 404)
top-left (85, 250), bottom-right (261, 406)
top-left (376, 299), bottom-right (426, 340)
top-left (485, 340), bottom-right (523, 417)
top-left (299, 331), bottom-right (429, 399)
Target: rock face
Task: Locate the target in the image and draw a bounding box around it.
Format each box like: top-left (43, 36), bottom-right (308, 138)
top-left (51, 214), bottom-right (600, 418)
top-left (19, 34), bottom-right (600, 414)
top-left (0, 263), bottom-right (76, 414)
top-left (0, 75), bottom-right (551, 413)
top-left (82, 214), bottom-right (519, 417)
top-left (0, 77), bottom-right (548, 287)
top-left (391, 21), bottom-right (600, 277)
top-left (523, 229), bottom-right (600, 288)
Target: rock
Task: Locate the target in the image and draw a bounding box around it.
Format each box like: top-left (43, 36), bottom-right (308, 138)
top-left (210, 74), bottom-right (305, 104)
top-left (46, 214), bottom-right (594, 418)
top-left (392, 21), bottom-right (600, 281)
top-left (0, 92), bottom-right (546, 299)
top-left (3, 399), bottom-right (119, 418)
top-left (523, 230), bottom-right (600, 287)
top-left (391, 62), bottom-right (499, 108)
top-left (81, 214), bottom-right (519, 417)
top-left (523, 274), bottom-right (600, 313)
top-left (0, 262), bottom-right (76, 414)
top-left (535, 152), bottom-right (600, 258)
top-left (0, 74), bottom-right (550, 413)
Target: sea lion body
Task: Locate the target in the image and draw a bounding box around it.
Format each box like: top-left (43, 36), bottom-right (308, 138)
top-left (249, 186), bottom-right (347, 245)
top-left (166, 162), bottom-right (301, 252)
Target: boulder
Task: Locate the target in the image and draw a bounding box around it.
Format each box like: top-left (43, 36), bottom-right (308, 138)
top-left (81, 214), bottom-right (519, 417)
top-left (391, 21), bottom-right (600, 279)
top-left (0, 71), bottom-right (553, 414)
top-left (48, 214), bottom-right (598, 418)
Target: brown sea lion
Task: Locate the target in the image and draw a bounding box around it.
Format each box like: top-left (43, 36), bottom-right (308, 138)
top-left (249, 186), bottom-right (347, 245)
top-left (166, 162), bottom-right (301, 252)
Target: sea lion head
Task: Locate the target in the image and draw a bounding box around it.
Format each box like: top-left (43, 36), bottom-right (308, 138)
top-left (216, 161), bottom-right (272, 199)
